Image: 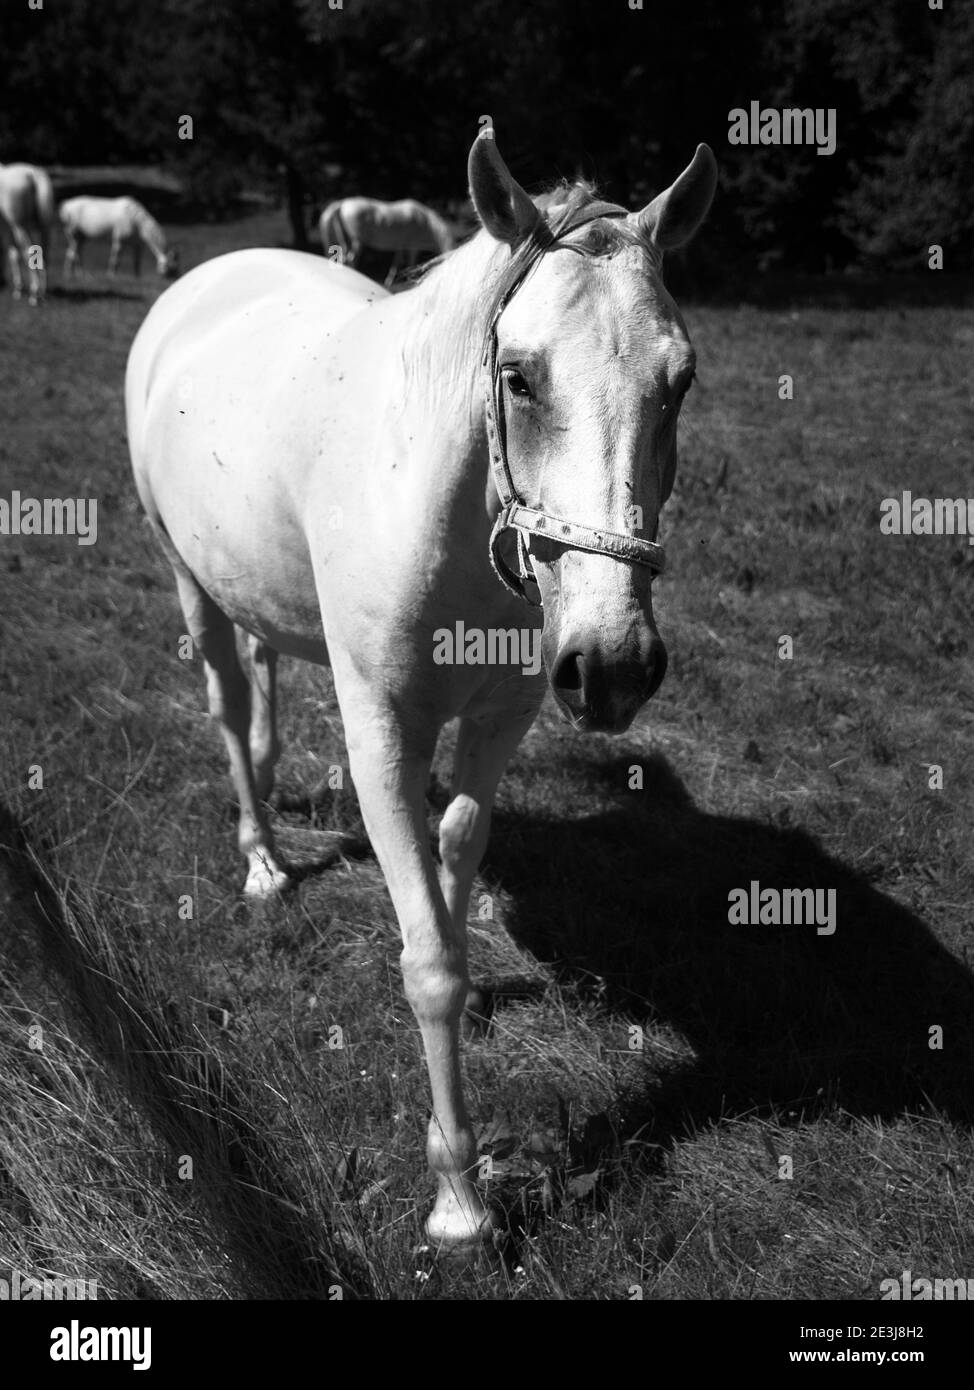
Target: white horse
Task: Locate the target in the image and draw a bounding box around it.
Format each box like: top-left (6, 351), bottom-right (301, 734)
top-left (126, 131), bottom-right (716, 1252)
top-left (0, 163), bottom-right (55, 305)
top-left (60, 195), bottom-right (179, 280)
top-left (318, 195), bottom-right (454, 286)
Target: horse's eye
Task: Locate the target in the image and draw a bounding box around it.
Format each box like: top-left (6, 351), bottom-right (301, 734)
top-left (665, 376), bottom-right (693, 421)
top-left (502, 367), bottom-right (533, 399)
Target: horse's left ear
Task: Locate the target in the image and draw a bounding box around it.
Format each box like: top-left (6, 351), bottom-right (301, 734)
top-left (633, 144), bottom-right (717, 251)
top-left (468, 131), bottom-right (544, 246)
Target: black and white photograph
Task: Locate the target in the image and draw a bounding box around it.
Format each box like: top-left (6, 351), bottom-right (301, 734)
top-left (0, 0), bottom-right (971, 1343)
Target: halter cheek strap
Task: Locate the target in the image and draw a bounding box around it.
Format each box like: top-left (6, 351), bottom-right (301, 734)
top-left (483, 201), bottom-right (667, 606)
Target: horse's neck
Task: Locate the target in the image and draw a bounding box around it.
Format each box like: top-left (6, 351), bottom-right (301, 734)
top-left (133, 205), bottom-right (166, 257)
top-left (427, 211), bottom-right (450, 248)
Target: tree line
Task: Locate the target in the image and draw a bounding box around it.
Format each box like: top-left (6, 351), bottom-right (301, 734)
top-left (1, 0), bottom-right (969, 276)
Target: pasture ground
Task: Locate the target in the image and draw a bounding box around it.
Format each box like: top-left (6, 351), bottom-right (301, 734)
top-left (1, 210), bottom-right (973, 1302)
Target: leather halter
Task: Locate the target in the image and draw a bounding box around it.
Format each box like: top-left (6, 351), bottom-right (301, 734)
top-left (483, 202), bottom-right (668, 605)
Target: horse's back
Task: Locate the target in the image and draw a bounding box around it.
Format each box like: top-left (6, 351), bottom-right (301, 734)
top-left (129, 248), bottom-right (382, 411)
top-left (127, 249), bottom-right (388, 660)
top-left (388, 199), bottom-right (445, 250)
top-left (61, 195), bottom-right (136, 236)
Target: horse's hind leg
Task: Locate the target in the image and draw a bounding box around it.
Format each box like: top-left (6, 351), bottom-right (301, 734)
top-left (5, 245), bottom-right (23, 299)
top-left (37, 237), bottom-right (48, 301)
top-left (7, 227), bottom-right (42, 305)
top-left (245, 633), bottom-right (281, 803)
top-left (172, 571), bottom-right (290, 897)
top-left (64, 231), bottom-right (81, 279)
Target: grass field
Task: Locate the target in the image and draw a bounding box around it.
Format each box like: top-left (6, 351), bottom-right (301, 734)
top-left (1, 209), bottom-right (973, 1301)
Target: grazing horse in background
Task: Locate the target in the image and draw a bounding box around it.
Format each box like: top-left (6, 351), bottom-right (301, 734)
top-left (60, 196), bottom-right (179, 280)
top-left (318, 195), bottom-right (454, 287)
top-left (0, 163), bottom-right (55, 305)
top-left (126, 131), bottom-right (716, 1251)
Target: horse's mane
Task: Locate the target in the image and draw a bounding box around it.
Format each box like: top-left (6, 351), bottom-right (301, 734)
top-left (130, 200), bottom-right (167, 255)
top-left (405, 179), bottom-right (654, 417)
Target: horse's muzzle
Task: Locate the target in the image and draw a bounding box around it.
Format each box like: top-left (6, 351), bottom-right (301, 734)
top-left (550, 641), bottom-right (668, 732)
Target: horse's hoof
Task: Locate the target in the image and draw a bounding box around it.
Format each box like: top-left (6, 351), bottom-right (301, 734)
top-left (416, 1242), bottom-right (501, 1274)
top-left (243, 859), bottom-right (292, 898)
top-left (423, 1198), bottom-right (500, 1258)
top-left (416, 1218), bottom-right (503, 1268)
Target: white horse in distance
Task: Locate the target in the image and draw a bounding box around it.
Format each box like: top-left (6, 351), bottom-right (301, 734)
top-left (60, 196), bottom-right (179, 280)
top-left (127, 131), bottom-right (717, 1252)
top-left (318, 196), bottom-right (454, 287)
top-left (0, 163), bottom-right (56, 304)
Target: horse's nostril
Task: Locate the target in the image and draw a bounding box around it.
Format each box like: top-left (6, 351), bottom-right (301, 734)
top-left (553, 651), bottom-right (585, 693)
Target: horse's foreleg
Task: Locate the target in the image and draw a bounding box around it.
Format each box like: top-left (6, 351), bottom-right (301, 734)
top-left (246, 633), bottom-right (281, 803)
top-left (383, 254), bottom-right (401, 290)
top-left (339, 693), bottom-right (492, 1249)
top-left (107, 235), bottom-right (121, 277)
top-left (439, 708), bottom-right (538, 1029)
top-left (172, 571), bottom-right (290, 897)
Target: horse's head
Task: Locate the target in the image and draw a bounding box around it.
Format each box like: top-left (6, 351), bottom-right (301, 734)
top-left (468, 134), bottom-right (716, 733)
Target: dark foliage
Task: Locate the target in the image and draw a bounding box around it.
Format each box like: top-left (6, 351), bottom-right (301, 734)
top-left (0, 1), bottom-right (968, 273)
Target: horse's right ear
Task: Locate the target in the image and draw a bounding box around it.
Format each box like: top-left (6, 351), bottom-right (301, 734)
top-left (468, 132), bottom-right (543, 246)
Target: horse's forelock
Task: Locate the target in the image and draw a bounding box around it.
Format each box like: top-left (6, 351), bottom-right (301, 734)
top-left (407, 179), bottom-right (654, 409)
top-left (480, 180), bottom-right (654, 357)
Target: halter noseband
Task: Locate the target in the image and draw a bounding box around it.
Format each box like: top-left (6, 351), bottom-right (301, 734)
top-left (483, 201), bottom-right (668, 606)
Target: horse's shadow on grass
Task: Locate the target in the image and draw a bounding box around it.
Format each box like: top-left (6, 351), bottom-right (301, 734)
top-left (483, 749), bottom-right (974, 1160)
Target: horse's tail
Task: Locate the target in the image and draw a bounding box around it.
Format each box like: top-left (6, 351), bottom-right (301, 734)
top-left (319, 200), bottom-right (348, 259)
top-left (31, 167), bottom-right (56, 234)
